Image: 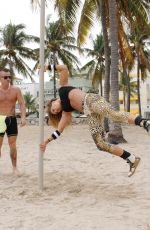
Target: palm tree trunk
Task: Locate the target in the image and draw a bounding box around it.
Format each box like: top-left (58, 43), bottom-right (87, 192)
top-left (100, 0), bottom-right (110, 102)
top-left (126, 73), bottom-right (131, 112)
top-left (123, 90), bottom-right (126, 110)
top-left (53, 52), bottom-right (57, 98)
top-left (99, 78), bottom-right (103, 96)
top-left (53, 69), bottom-right (57, 98)
top-left (100, 0), bottom-right (110, 132)
top-left (137, 58), bottom-right (141, 116)
top-left (8, 57), bottom-right (14, 85)
top-left (123, 66), bottom-right (130, 112)
top-left (107, 0), bottom-right (126, 144)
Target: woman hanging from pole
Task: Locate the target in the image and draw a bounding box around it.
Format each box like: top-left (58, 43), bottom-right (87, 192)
top-left (40, 64), bottom-right (150, 177)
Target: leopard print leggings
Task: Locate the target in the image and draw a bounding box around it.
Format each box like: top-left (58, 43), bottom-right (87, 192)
top-left (83, 94), bottom-right (130, 153)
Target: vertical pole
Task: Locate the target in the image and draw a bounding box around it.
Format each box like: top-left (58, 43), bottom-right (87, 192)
top-left (39, 0), bottom-right (45, 190)
top-left (53, 68), bottom-right (56, 98)
top-left (53, 52), bottom-right (56, 98)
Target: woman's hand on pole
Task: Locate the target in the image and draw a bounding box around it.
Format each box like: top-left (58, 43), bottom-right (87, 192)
top-left (40, 142), bottom-right (47, 152)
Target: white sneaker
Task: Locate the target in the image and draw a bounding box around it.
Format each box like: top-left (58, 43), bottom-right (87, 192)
top-left (127, 157), bottom-right (141, 177)
top-left (143, 120), bottom-right (150, 134)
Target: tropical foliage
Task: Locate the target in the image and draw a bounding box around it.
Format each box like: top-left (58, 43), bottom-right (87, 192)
top-left (4, 0), bottom-right (150, 143)
top-left (33, 19), bottom-right (80, 73)
top-left (24, 92), bottom-right (38, 115)
top-left (81, 34), bottom-right (105, 95)
top-left (0, 23), bottom-right (39, 82)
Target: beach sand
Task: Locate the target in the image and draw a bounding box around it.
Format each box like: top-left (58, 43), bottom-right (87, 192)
top-left (0, 124), bottom-right (150, 230)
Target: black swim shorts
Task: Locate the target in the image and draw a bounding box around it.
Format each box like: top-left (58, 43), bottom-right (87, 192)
top-left (0, 116), bottom-right (18, 137)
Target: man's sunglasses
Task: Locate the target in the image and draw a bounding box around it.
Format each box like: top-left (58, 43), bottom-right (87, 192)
top-left (2, 76), bottom-right (11, 80)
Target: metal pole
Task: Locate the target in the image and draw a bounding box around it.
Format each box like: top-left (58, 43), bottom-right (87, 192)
top-left (53, 52), bottom-right (56, 98)
top-left (39, 0), bottom-right (45, 190)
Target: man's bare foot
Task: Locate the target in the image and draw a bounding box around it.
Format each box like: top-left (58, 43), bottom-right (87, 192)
top-left (12, 168), bottom-right (21, 176)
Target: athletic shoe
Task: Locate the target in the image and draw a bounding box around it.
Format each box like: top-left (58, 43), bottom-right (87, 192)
top-left (127, 157), bottom-right (141, 177)
top-left (143, 120), bottom-right (150, 134)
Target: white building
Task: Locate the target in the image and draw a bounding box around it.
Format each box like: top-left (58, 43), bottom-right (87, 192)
top-left (141, 77), bottom-right (150, 118)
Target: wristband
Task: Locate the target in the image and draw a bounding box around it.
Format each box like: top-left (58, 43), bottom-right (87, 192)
top-left (48, 64), bottom-right (57, 71)
top-left (48, 64), bottom-right (52, 71)
top-left (51, 130), bottom-right (61, 139)
top-left (54, 64), bottom-right (57, 71)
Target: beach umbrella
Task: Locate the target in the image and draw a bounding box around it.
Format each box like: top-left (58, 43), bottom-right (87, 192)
top-left (39, 0), bottom-right (45, 190)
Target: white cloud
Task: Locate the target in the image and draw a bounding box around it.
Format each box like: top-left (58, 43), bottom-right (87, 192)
top-left (1, 0), bottom-right (57, 36)
top-left (0, 0), bottom-right (101, 82)
top-left (0, 0), bottom-right (58, 82)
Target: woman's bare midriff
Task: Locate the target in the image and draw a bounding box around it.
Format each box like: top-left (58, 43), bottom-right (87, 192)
top-left (68, 88), bottom-right (86, 112)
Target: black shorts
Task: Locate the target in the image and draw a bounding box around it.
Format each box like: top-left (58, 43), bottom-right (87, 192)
top-left (0, 116), bottom-right (18, 137)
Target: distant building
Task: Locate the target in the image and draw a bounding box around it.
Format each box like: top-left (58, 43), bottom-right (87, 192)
top-left (141, 77), bottom-right (150, 118)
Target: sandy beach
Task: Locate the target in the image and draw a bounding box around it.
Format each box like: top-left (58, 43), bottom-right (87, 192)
top-left (0, 123), bottom-right (150, 230)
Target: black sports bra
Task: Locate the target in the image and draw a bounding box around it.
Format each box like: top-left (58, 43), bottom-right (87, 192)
top-left (58, 86), bottom-right (76, 112)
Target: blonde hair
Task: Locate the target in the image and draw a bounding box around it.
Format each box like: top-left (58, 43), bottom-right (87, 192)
top-left (46, 99), bottom-right (62, 128)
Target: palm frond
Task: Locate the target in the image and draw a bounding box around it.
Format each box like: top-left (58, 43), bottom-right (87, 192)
top-left (77, 0), bottom-right (97, 45)
top-left (0, 23), bottom-right (38, 81)
top-left (12, 56), bottom-right (35, 81)
top-left (54, 0), bottom-right (81, 32)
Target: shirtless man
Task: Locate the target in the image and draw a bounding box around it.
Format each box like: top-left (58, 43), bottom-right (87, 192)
top-left (0, 68), bottom-right (26, 175)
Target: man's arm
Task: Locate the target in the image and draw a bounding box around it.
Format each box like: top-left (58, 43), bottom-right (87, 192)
top-left (17, 88), bottom-right (26, 126)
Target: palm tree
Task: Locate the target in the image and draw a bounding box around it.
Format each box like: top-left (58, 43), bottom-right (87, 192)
top-left (24, 92), bottom-right (38, 115)
top-left (81, 34), bottom-right (105, 96)
top-left (99, 1), bottom-right (110, 103)
top-left (101, 0), bottom-right (149, 140)
top-left (52, 0), bottom-right (149, 117)
top-left (45, 19), bottom-right (80, 71)
top-left (33, 19), bottom-right (80, 97)
top-left (52, 0), bottom-right (82, 34)
top-left (106, 0), bottom-right (127, 144)
top-left (129, 24), bottom-right (150, 115)
top-left (31, 0), bottom-right (150, 139)
top-left (0, 23), bottom-right (39, 82)
top-left (102, 0), bottom-right (149, 142)
top-left (119, 74), bottom-right (137, 111)
top-left (33, 19), bottom-right (81, 72)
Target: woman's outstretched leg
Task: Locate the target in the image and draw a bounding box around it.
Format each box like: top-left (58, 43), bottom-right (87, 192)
top-left (110, 145), bottom-right (140, 177)
top-left (88, 94), bottom-right (150, 133)
top-left (84, 94), bottom-right (149, 176)
top-left (92, 132), bottom-right (141, 177)
top-left (87, 111), bottom-right (141, 177)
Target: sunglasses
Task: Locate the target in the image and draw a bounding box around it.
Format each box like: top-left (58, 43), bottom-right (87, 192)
top-left (2, 76), bottom-right (11, 80)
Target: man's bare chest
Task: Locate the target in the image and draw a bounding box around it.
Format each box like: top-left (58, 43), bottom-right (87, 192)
top-left (0, 90), bottom-right (17, 103)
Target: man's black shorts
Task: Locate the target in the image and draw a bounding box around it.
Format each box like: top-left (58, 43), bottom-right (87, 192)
top-left (0, 116), bottom-right (18, 137)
